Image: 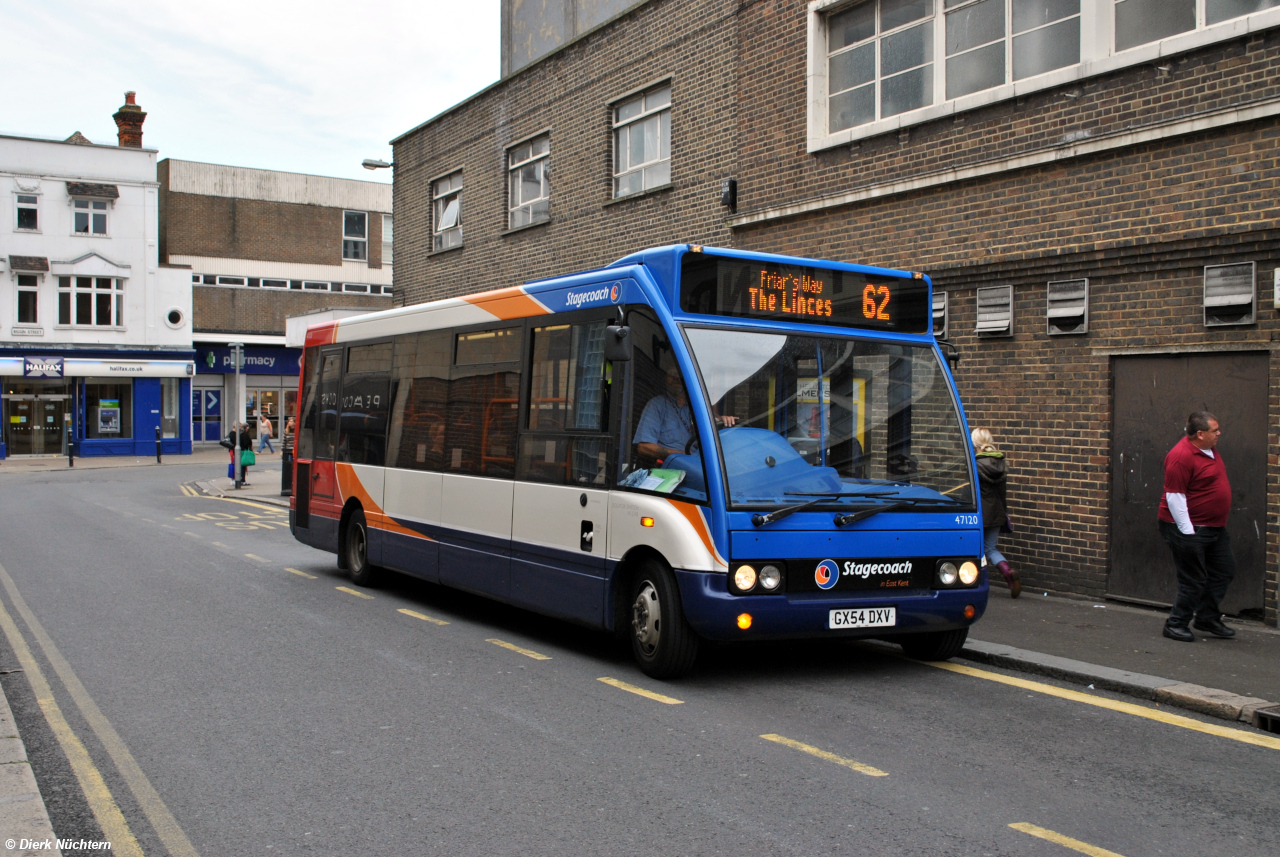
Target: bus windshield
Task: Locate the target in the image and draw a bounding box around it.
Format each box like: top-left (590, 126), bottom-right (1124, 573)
top-left (684, 327), bottom-right (975, 509)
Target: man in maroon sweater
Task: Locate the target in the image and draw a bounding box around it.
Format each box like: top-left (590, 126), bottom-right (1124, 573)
top-left (1156, 412), bottom-right (1237, 642)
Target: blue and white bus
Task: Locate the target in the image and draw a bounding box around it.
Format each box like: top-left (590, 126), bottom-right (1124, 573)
top-left (291, 245), bottom-right (986, 677)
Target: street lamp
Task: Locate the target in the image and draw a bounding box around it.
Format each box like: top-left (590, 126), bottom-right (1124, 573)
top-left (362, 159), bottom-right (391, 170)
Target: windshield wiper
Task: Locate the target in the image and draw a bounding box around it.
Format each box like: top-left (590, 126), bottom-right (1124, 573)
top-left (752, 495), bottom-right (841, 527)
top-left (833, 497), bottom-right (963, 527)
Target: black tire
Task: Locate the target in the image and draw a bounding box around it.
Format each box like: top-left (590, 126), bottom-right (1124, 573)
top-left (345, 509), bottom-right (382, 587)
top-left (898, 627), bottom-right (968, 661)
top-left (628, 559), bottom-right (699, 679)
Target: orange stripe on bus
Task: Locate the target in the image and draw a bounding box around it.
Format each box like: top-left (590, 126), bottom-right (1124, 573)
top-left (666, 500), bottom-right (728, 569)
top-left (334, 464), bottom-right (433, 541)
top-left (462, 286), bottom-right (550, 320)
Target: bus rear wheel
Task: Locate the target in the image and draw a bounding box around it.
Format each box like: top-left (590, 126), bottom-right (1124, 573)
top-left (345, 509), bottom-right (382, 587)
top-left (629, 560), bottom-right (699, 679)
top-left (897, 627), bottom-right (968, 661)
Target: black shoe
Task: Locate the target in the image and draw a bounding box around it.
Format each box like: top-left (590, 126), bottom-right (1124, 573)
top-left (1192, 617), bottom-right (1236, 639)
top-left (1163, 624), bottom-right (1195, 642)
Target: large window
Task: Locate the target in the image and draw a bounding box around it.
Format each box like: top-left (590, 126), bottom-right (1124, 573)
top-left (811, 0), bottom-right (1280, 149)
top-left (17, 275), bottom-right (38, 324)
top-left (73, 199), bottom-right (108, 235)
top-left (386, 331), bottom-right (452, 471)
top-left (85, 380), bottom-right (132, 439)
top-left (432, 172), bottom-right (463, 252)
top-left (613, 85), bottom-right (671, 198)
top-left (519, 320), bottom-right (612, 486)
top-left (338, 342), bottom-right (392, 465)
top-left (446, 327), bottom-right (522, 477)
top-left (343, 211), bottom-right (367, 261)
top-left (16, 195), bottom-right (38, 231)
top-left (58, 277), bottom-right (123, 328)
top-left (161, 378), bottom-right (180, 439)
top-left (508, 135), bottom-right (550, 229)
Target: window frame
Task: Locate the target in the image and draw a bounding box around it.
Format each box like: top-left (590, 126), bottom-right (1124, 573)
top-left (432, 170), bottom-right (464, 253)
top-left (56, 276), bottom-right (125, 329)
top-left (507, 133), bottom-right (551, 230)
top-left (343, 210), bottom-right (368, 261)
top-left (15, 193), bottom-right (39, 232)
top-left (16, 274), bottom-right (40, 325)
top-left (612, 83), bottom-right (673, 199)
top-left (807, 0), bottom-right (1280, 153)
top-left (71, 198), bottom-right (110, 236)
top-left (382, 214), bottom-right (393, 265)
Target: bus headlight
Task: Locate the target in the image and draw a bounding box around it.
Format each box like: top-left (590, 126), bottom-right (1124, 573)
top-left (937, 562), bottom-right (958, 586)
top-left (733, 565), bottom-right (758, 593)
top-left (958, 561), bottom-right (980, 586)
top-left (759, 564), bottom-right (783, 591)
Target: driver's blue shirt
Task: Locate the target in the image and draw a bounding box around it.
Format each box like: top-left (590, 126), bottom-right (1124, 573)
top-left (635, 393), bottom-right (693, 451)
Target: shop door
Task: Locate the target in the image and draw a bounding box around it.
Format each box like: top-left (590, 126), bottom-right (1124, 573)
top-left (4, 396), bottom-right (66, 455)
top-left (1109, 352), bottom-right (1267, 614)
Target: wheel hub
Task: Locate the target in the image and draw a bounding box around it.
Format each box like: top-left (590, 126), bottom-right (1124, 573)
top-left (631, 582), bottom-right (662, 655)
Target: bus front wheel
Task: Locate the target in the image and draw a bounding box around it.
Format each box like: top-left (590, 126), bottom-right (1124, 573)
top-left (629, 560), bottom-right (699, 679)
top-left (345, 509), bottom-right (382, 587)
top-left (897, 627), bottom-right (968, 661)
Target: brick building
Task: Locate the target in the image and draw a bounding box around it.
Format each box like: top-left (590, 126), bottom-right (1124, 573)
top-left (391, 0), bottom-right (1280, 626)
top-left (158, 160), bottom-right (393, 443)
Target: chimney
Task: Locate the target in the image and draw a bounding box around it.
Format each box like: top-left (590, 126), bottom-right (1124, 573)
top-left (113, 91), bottom-right (147, 148)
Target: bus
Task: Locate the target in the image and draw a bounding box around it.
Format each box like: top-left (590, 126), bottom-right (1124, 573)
top-left (290, 244), bottom-right (986, 678)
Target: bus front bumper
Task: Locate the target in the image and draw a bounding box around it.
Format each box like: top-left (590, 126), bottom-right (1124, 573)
top-left (674, 569), bottom-right (988, 642)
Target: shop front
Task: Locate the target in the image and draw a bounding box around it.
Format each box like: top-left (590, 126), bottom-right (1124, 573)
top-left (0, 354), bottom-right (194, 459)
top-left (192, 343), bottom-right (301, 444)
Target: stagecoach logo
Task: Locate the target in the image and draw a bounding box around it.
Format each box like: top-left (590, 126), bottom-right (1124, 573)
top-left (565, 282), bottom-right (623, 309)
top-left (23, 356), bottom-right (63, 378)
top-left (815, 559), bottom-right (839, 590)
top-left (609, 283), bottom-right (620, 302)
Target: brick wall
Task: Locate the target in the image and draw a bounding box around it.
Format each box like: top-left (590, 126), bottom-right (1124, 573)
top-left (192, 286), bottom-right (387, 335)
top-left (164, 192), bottom-right (346, 266)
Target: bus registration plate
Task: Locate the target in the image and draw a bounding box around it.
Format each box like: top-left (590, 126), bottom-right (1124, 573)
top-left (829, 607), bottom-right (896, 630)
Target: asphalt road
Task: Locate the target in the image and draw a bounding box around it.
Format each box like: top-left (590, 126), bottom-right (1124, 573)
top-left (0, 463), bottom-right (1275, 856)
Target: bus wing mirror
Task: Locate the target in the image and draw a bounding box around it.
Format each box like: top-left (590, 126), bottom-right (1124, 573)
top-left (605, 325), bottom-right (632, 362)
top-left (938, 340), bottom-right (959, 370)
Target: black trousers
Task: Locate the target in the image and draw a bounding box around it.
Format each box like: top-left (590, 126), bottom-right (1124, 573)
top-left (1158, 520), bottom-right (1236, 626)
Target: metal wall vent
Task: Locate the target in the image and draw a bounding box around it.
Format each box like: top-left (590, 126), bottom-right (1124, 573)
top-left (976, 285), bottom-right (1013, 337)
top-left (1204, 262), bottom-right (1255, 327)
top-left (932, 290), bottom-right (948, 339)
top-left (1047, 278), bottom-right (1088, 335)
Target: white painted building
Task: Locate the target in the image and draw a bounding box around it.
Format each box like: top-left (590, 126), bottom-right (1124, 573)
top-left (1, 95), bottom-right (194, 458)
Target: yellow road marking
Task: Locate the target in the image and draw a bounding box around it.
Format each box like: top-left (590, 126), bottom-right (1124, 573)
top-left (202, 494), bottom-right (285, 513)
top-left (183, 532), bottom-right (200, 538)
top-left (1010, 823), bottom-right (1126, 857)
top-left (210, 541), bottom-right (229, 548)
top-left (244, 553), bottom-right (270, 563)
top-left (285, 567), bottom-right (318, 579)
top-left (487, 638), bottom-right (551, 660)
top-left (336, 586), bottom-right (374, 600)
top-left (0, 592), bottom-right (143, 856)
top-left (0, 562), bottom-right (201, 857)
top-left (760, 733), bottom-right (888, 777)
top-left (927, 661), bottom-right (1280, 751)
top-left (398, 608), bottom-right (449, 625)
top-left (597, 677), bottom-right (683, 704)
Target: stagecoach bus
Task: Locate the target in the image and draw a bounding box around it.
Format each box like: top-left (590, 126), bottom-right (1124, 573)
top-left (291, 245), bottom-right (986, 677)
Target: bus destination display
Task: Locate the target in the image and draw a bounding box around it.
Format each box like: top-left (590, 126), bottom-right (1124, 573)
top-left (680, 253), bottom-right (930, 334)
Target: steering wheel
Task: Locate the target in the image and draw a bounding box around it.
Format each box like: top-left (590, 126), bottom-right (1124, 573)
top-left (684, 422), bottom-right (733, 455)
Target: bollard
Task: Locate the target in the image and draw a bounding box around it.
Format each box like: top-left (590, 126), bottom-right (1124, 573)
top-left (67, 439), bottom-right (75, 468)
top-left (155, 426), bottom-right (162, 464)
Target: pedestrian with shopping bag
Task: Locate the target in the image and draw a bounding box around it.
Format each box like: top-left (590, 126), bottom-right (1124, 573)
top-left (238, 422), bottom-right (255, 487)
top-left (972, 427), bottom-right (1021, 598)
top-left (221, 423), bottom-right (237, 480)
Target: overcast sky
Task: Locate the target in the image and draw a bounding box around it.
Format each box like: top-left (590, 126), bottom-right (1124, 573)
top-left (0, 1), bottom-right (501, 183)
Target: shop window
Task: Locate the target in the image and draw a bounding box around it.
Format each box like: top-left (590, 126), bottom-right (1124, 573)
top-left (86, 380), bottom-right (132, 439)
top-left (343, 211), bottom-right (368, 261)
top-left (58, 277), bottom-right (123, 328)
top-left (73, 199), bottom-right (108, 235)
top-left (508, 135), bottom-right (550, 229)
top-left (17, 275), bottom-right (38, 324)
top-left (16, 195), bottom-right (38, 231)
top-left (161, 378), bottom-right (180, 438)
top-left (432, 171), bottom-right (463, 252)
top-left (382, 214), bottom-right (393, 265)
top-left (386, 330), bottom-right (452, 471)
top-left (613, 85), bottom-right (671, 197)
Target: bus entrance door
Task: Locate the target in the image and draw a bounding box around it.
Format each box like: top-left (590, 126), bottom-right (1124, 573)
top-left (309, 348), bottom-right (343, 539)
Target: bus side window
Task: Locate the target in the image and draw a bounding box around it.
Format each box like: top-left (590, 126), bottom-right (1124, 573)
top-left (337, 342), bottom-right (392, 466)
top-left (297, 345), bottom-right (319, 459)
top-left (448, 327), bottom-right (523, 478)
top-left (386, 331), bottom-right (451, 471)
top-left (315, 350), bottom-right (343, 460)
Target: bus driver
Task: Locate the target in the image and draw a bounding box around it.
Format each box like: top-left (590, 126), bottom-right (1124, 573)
top-left (635, 364), bottom-right (736, 465)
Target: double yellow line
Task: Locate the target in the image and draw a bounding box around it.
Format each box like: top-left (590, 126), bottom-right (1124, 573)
top-left (0, 561), bottom-right (200, 857)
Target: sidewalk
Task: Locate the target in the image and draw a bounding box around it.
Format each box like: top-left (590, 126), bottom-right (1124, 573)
top-left (0, 445), bottom-right (231, 473)
top-left (965, 589), bottom-right (1280, 728)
